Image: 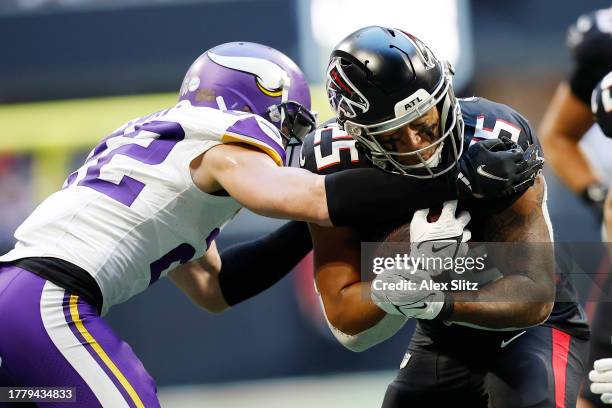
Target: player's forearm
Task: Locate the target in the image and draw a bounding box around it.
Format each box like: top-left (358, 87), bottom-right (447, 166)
top-left (324, 168), bottom-right (451, 227)
top-left (449, 275), bottom-right (554, 329)
top-left (249, 168), bottom-right (330, 226)
top-left (170, 253), bottom-right (229, 313)
top-left (539, 83), bottom-right (598, 193)
top-left (457, 176), bottom-right (555, 329)
top-left (321, 282), bottom-right (387, 335)
top-left (218, 221), bottom-right (312, 306)
top-left (218, 160), bottom-right (331, 225)
top-left (541, 134), bottom-right (599, 193)
top-left (200, 144), bottom-right (331, 225)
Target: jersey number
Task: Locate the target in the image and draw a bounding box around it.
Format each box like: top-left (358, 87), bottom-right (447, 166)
top-left (66, 121), bottom-right (185, 206)
top-left (149, 243), bottom-right (196, 286)
top-left (474, 116), bottom-right (521, 143)
top-left (148, 227), bottom-right (218, 286)
top-left (314, 128), bottom-right (359, 170)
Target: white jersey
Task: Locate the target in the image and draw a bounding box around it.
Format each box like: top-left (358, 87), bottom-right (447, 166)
top-left (580, 124), bottom-right (612, 186)
top-left (0, 101), bottom-right (285, 314)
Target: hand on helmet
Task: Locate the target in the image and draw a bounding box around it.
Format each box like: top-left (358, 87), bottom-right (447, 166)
top-left (456, 137), bottom-right (544, 200)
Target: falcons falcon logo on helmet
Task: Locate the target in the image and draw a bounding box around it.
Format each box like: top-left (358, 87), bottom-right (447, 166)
top-left (326, 58), bottom-right (370, 119)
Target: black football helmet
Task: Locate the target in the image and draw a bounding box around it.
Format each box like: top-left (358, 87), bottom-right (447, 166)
top-left (567, 8), bottom-right (612, 67)
top-left (592, 71), bottom-right (612, 138)
top-left (325, 26), bottom-right (464, 178)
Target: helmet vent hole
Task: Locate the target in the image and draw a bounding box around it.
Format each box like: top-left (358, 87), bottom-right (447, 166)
top-left (387, 29), bottom-right (396, 37)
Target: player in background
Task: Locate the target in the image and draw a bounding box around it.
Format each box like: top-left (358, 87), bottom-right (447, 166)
top-left (538, 8), bottom-right (612, 408)
top-left (0, 41), bottom-right (539, 407)
top-left (540, 7), bottom-right (612, 218)
top-left (299, 27), bottom-right (587, 407)
top-left (583, 72), bottom-right (612, 407)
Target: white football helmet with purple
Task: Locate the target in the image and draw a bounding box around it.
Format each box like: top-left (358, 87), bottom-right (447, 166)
top-left (179, 42), bottom-right (316, 146)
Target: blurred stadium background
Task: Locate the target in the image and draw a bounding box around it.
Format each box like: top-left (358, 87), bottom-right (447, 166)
top-left (1, 0), bottom-right (610, 406)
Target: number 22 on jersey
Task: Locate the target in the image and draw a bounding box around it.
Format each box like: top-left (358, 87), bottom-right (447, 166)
top-left (65, 121), bottom-right (185, 206)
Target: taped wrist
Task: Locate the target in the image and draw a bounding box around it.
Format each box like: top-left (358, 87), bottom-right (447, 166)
top-left (218, 221), bottom-right (312, 306)
top-left (318, 293), bottom-right (407, 352)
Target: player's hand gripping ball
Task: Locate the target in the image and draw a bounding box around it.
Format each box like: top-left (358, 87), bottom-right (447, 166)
top-left (371, 200), bottom-right (469, 320)
top-left (590, 358), bottom-right (612, 404)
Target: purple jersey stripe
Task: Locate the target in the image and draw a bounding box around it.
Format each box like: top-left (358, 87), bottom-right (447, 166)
top-left (62, 293), bottom-right (137, 408)
top-left (64, 171), bottom-right (78, 188)
top-left (205, 227), bottom-right (220, 250)
top-left (225, 116), bottom-right (286, 164)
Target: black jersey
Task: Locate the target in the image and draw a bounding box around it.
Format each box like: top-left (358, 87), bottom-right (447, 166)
top-left (567, 7), bottom-right (612, 105)
top-left (301, 97), bottom-right (589, 339)
top-left (301, 97), bottom-right (538, 237)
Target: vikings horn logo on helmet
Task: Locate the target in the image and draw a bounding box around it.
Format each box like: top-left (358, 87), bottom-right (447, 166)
top-left (326, 58), bottom-right (370, 119)
top-left (208, 52), bottom-right (288, 97)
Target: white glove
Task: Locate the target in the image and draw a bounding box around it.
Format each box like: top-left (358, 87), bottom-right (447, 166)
top-left (590, 358), bottom-right (612, 404)
top-left (370, 200), bottom-right (468, 320)
top-left (409, 200), bottom-right (471, 276)
top-left (371, 268), bottom-right (448, 320)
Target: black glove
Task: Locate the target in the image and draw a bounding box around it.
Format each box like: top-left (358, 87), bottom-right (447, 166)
top-left (456, 137), bottom-right (544, 200)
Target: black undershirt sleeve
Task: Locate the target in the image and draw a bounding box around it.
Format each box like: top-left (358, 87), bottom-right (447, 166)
top-left (325, 168), bottom-right (455, 228)
top-left (217, 220), bottom-right (312, 306)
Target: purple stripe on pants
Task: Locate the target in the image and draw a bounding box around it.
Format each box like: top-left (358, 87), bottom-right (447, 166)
top-left (68, 293), bottom-right (159, 408)
top-left (0, 265), bottom-right (159, 407)
top-left (61, 292), bottom-right (137, 408)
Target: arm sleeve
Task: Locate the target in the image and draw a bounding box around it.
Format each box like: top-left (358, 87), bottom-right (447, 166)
top-left (217, 220), bottom-right (312, 306)
top-left (325, 168), bottom-right (453, 227)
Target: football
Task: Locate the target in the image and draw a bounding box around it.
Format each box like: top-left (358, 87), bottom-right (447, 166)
top-left (384, 206), bottom-right (443, 243)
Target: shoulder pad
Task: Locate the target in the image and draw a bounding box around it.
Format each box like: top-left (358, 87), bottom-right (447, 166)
top-left (300, 120), bottom-right (370, 174)
top-left (222, 113), bottom-right (286, 166)
top-left (460, 97), bottom-right (539, 152)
